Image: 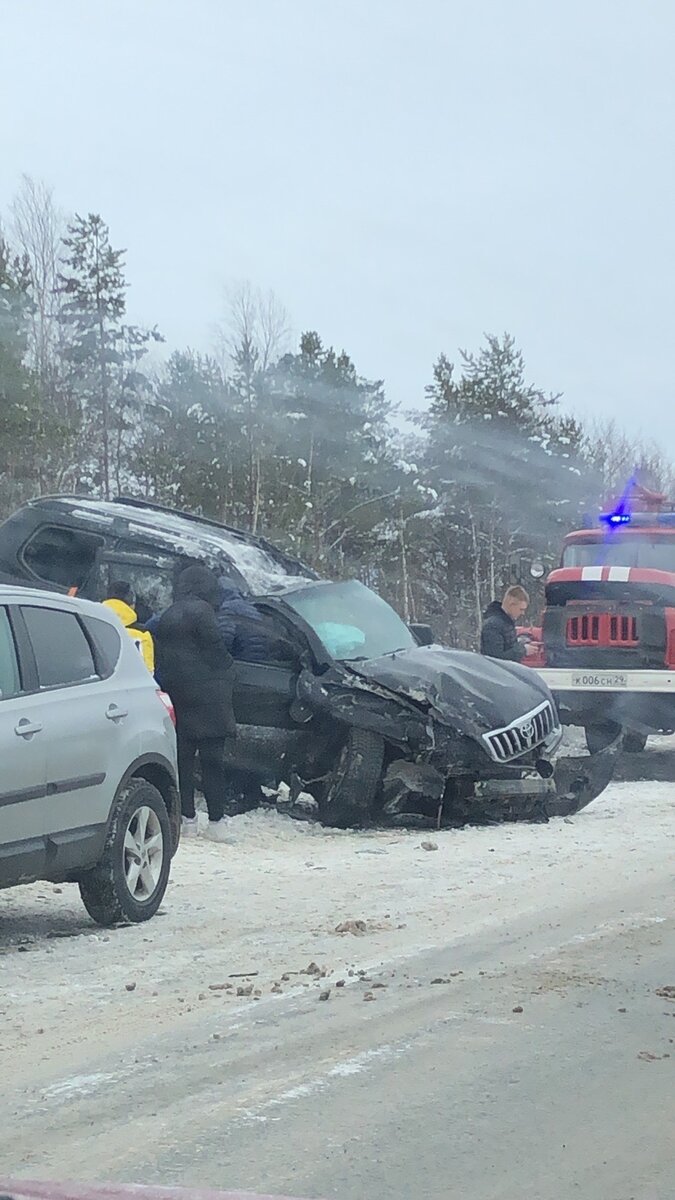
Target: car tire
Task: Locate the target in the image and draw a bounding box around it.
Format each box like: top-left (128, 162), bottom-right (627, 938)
top-left (623, 731), bottom-right (648, 754)
top-left (78, 778), bottom-right (171, 927)
top-left (322, 727), bottom-right (385, 827)
top-left (584, 721), bottom-right (622, 755)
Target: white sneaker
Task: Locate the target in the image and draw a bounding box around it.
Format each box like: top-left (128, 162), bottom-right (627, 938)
top-left (181, 816), bottom-right (199, 839)
top-left (205, 818), bottom-right (231, 844)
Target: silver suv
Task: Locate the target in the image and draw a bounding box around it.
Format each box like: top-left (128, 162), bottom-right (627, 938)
top-left (0, 585), bottom-right (179, 926)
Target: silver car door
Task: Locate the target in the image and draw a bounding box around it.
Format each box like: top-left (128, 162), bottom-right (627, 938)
top-left (17, 602), bottom-right (122, 837)
top-left (0, 605), bottom-right (48, 855)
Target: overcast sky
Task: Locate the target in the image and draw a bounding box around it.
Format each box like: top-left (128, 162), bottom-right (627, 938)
top-left (2, 0), bottom-right (674, 455)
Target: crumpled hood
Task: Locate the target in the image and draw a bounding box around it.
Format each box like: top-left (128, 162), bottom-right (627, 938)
top-left (349, 645), bottom-right (553, 739)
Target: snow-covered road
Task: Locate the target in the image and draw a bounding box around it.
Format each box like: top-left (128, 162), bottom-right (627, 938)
top-left (1, 756), bottom-right (673, 1198)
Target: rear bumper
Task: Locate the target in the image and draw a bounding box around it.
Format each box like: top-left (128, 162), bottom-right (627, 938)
top-left (532, 669), bottom-right (675, 732)
top-left (534, 668), bottom-right (675, 693)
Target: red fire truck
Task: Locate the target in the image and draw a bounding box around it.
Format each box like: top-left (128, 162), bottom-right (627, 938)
top-left (522, 484), bottom-right (675, 753)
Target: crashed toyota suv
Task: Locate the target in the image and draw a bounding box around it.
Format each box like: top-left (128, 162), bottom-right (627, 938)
top-left (225, 579), bottom-right (615, 828)
top-left (0, 495), bottom-right (615, 827)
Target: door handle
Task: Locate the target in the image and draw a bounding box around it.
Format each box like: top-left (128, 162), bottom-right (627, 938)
top-left (105, 704), bottom-right (129, 722)
top-left (15, 719), bottom-right (43, 738)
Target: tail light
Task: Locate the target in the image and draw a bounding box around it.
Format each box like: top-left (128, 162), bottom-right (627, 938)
top-left (157, 689), bottom-right (176, 726)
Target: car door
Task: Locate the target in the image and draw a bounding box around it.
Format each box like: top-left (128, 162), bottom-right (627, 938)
top-left (0, 604), bottom-right (48, 881)
top-left (231, 604), bottom-right (306, 726)
top-left (230, 607), bottom-right (309, 778)
top-left (14, 601), bottom-right (132, 840)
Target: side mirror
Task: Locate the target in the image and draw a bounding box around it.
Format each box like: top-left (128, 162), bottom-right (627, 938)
top-left (530, 559), bottom-right (545, 580)
top-left (409, 623), bottom-right (434, 647)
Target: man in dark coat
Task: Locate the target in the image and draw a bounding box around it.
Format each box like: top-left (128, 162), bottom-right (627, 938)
top-left (154, 564), bottom-right (235, 842)
top-left (480, 585), bottom-right (530, 662)
top-left (216, 581), bottom-right (269, 662)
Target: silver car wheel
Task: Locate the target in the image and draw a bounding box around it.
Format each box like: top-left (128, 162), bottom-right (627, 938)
top-left (123, 805), bottom-right (165, 901)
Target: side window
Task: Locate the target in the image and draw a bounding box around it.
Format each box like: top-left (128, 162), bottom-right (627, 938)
top-left (22, 525), bottom-right (103, 590)
top-left (0, 608), bottom-right (21, 700)
top-left (21, 606), bottom-right (98, 689)
top-left (82, 615), bottom-right (122, 677)
top-left (103, 545), bottom-right (178, 621)
top-left (252, 607), bottom-right (304, 668)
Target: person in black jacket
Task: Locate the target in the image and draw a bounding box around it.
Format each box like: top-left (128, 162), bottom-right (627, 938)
top-left (216, 581), bottom-right (269, 662)
top-left (154, 564), bottom-right (235, 843)
top-left (480, 585), bottom-right (531, 661)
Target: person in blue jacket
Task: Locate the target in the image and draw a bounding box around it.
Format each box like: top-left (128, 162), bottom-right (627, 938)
top-left (216, 580), bottom-right (270, 661)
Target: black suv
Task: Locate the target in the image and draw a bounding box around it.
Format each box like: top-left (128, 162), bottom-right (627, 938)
top-left (0, 494), bottom-right (314, 613)
top-left (0, 495), bottom-right (614, 826)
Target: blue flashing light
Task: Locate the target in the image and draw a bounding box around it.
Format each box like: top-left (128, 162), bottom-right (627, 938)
top-left (599, 511), bottom-right (631, 528)
top-left (598, 474), bottom-right (637, 530)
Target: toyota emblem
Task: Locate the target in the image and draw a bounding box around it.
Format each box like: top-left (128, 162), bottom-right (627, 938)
top-left (519, 720), bottom-right (536, 746)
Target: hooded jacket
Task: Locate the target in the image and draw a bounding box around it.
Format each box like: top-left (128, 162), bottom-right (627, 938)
top-left (480, 600), bottom-right (525, 662)
top-left (154, 565), bottom-right (235, 739)
top-left (102, 598), bottom-right (155, 673)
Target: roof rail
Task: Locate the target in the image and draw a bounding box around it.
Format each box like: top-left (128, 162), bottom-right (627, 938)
top-left (26, 492), bottom-right (316, 579)
top-left (112, 495), bottom-right (317, 578)
top-left (29, 490), bottom-right (252, 542)
top-left (30, 492), bottom-right (94, 505)
top-left (113, 495), bottom-right (256, 542)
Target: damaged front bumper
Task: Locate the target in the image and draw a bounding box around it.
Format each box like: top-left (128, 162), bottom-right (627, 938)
top-left (297, 663), bottom-right (618, 828)
top-left (381, 753), bottom-right (559, 827)
top-left (381, 728), bottom-right (621, 827)
top-left (473, 775), bottom-right (556, 800)
top-left (546, 732), bottom-right (623, 817)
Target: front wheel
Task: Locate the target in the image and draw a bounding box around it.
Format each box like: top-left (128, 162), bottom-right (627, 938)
top-left (623, 731), bottom-right (648, 753)
top-left (322, 728), bottom-right (385, 828)
top-left (79, 778), bottom-right (171, 927)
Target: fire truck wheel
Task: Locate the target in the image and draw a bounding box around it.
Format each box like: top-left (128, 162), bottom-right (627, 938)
top-left (623, 731), bottom-right (648, 754)
top-left (584, 721), bottom-right (622, 756)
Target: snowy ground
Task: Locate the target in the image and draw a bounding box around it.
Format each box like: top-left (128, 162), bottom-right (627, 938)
top-left (1, 754), bottom-right (673, 1100)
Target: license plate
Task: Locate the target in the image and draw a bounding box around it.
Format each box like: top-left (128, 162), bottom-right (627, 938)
top-left (570, 671), bottom-right (628, 689)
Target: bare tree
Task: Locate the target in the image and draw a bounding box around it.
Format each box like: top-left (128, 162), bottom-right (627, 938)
top-left (215, 282), bottom-right (291, 530)
top-left (216, 280), bottom-right (291, 373)
top-left (256, 287), bottom-right (292, 371)
top-left (11, 175), bottom-right (65, 378)
top-left (8, 177), bottom-right (86, 495)
top-left (583, 417), bottom-right (675, 498)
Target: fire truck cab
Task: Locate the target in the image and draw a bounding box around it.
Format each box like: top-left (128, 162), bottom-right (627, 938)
top-left (523, 486), bottom-right (675, 753)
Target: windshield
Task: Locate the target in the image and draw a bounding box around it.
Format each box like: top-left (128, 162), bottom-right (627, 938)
top-left (563, 537), bottom-right (675, 572)
top-left (286, 580), bottom-right (416, 661)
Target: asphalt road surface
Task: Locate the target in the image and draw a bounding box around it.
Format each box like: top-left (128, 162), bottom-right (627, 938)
top-left (1, 765), bottom-right (673, 1200)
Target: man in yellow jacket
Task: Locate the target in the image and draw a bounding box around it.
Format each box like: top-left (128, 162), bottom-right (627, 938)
top-left (102, 582), bottom-right (155, 674)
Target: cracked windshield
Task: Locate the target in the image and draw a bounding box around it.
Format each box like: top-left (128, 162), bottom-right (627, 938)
top-left (1, 3), bottom-right (673, 1200)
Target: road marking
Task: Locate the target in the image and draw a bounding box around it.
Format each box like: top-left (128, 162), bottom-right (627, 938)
top-left (236, 1041), bottom-right (411, 1125)
top-left (41, 1071), bottom-right (118, 1100)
